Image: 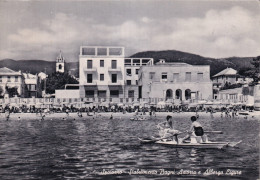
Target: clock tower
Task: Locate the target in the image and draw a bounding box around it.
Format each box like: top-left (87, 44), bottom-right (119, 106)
top-left (56, 50), bottom-right (65, 73)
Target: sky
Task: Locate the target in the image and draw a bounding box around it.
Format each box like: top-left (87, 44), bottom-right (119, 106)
top-left (0, 0), bottom-right (260, 62)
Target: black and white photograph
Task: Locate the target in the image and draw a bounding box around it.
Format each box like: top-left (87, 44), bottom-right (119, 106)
top-left (0, 0), bottom-right (259, 179)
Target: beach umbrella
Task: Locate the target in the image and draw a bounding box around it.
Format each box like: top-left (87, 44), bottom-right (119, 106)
top-left (117, 103), bottom-right (124, 106)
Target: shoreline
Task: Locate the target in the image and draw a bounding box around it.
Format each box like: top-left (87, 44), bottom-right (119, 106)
top-left (1, 111), bottom-right (259, 121)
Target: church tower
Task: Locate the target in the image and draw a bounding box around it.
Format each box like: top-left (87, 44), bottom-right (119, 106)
top-left (56, 50), bottom-right (65, 73)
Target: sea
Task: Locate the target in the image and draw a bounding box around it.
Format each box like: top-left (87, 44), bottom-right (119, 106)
top-left (0, 113), bottom-right (259, 179)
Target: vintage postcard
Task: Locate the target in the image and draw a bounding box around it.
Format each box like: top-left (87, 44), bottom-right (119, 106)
top-left (0, 0), bottom-right (259, 179)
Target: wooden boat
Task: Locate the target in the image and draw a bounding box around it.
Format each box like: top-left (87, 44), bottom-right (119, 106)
top-left (130, 117), bottom-right (146, 121)
top-left (138, 138), bottom-right (241, 149)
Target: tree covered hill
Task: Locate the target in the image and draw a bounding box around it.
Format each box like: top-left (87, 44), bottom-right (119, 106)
top-left (130, 50), bottom-right (255, 76)
top-left (0, 59), bottom-right (78, 76)
top-left (0, 50), bottom-right (256, 77)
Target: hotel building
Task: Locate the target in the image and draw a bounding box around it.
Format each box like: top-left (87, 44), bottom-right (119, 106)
top-left (79, 46), bottom-right (125, 101)
top-left (138, 60), bottom-right (213, 102)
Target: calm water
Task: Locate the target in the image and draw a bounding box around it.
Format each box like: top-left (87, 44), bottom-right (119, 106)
top-left (0, 113), bottom-right (259, 179)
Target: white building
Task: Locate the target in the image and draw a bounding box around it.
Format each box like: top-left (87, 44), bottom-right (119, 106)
top-left (23, 73), bottom-right (42, 98)
top-left (0, 67), bottom-right (25, 97)
top-left (124, 58), bottom-right (153, 99)
top-left (212, 68), bottom-right (253, 88)
top-left (79, 46), bottom-right (125, 101)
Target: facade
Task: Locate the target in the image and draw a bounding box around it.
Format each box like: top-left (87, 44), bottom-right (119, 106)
top-left (0, 67), bottom-right (25, 97)
top-left (212, 68), bottom-right (252, 88)
top-left (124, 58), bottom-right (153, 99)
top-left (23, 73), bottom-right (42, 98)
top-left (138, 60), bottom-right (213, 101)
top-left (79, 46), bottom-right (125, 101)
top-left (56, 51), bottom-right (65, 73)
top-left (217, 86), bottom-right (254, 106)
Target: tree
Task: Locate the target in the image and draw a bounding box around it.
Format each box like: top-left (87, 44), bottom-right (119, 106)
top-left (45, 72), bottom-right (79, 94)
top-left (6, 86), bottom-right (18, 97)
top-left (251, 56), bottom-right (260, 83)
top-left (239, 56), bottom-right (260, 85)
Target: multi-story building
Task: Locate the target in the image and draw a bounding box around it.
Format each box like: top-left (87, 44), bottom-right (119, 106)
top-left (0, 67), bottom-right (25, 97)
top-left (23, 73), bottom-right (42, 98)
top-left (212, 68), bottom-right (253, 89)
top-left (124, 58), bottom-right (153, 99)
top-left (138, 60), bottom-right (213, 101)
top-left (79, 46), bottom-right (125, 101)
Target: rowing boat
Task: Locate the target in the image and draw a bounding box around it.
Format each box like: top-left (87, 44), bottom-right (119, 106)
top-left (138, 138), bottom-right (241, 149)
top-left (130, 117), bottom-right (146, 121)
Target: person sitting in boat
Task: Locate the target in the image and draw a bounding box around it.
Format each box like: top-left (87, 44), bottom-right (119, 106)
top-left (157, 115), bottom-right (180, 143)
top-left (182, 116), bottom-right (206, 143)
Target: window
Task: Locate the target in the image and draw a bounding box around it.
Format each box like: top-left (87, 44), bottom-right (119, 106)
top-left (0, 76), bottom-right (2, 82)
top-left (87, 60), bottom-right (93, 69)
top-left (149, 72), bottom-right (155, 80)
top-left (100, 74), bottom-right (104, 81)
top-left (87, 74), bottom-right (93, 83)
top-left (110, 90), bottom-right (119, 98)
top-left (111, 60), bottom-right (117, 69)
top-left (100, 60), bottom-right (104, 67)
top-left (7, 76), bottom-right (11, 82)
top-left (173, 73), bottom-right (179, 82)
top-left (112, 74), bottom-right (117, 83)
top-left (136, 80), bottom-right (138, 85)
top-left (126, 69), bottom-right (132, 76)
top-left (59, 64), bottom-right (62, 70)
top-left (128, 90), bottom-right (135, 98)
top-left (197, 73), bottom-right (203, 81)
top-left (161, 72), bottom-right (167, 80)
top-left (185, 72), bottom-right (191, 81)
top-left (31, 85), bottom-right (36, 91)
top-left (15, 76), bottom-right (18, 82)
top-left (85, 90), bottom-right (94, 98)
top-left (135, 69), bottom-right (139, 75)
top-left (127, 80), bottom-right (131, 85)
top-left (98, 90), bottom-right (106, 98)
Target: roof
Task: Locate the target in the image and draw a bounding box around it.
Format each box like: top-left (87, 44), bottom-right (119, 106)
top-left (0, 67), bottom-right (22, 75)
top-left (155, 62), bottom-right (192, 66)
top-left (212, 68), bottom-right (237, 77)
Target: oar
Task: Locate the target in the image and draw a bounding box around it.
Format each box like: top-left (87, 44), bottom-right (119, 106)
top-left (140, 132), bottom-right (185, 144)
top-left (204, 131), bottom-right (223, 134)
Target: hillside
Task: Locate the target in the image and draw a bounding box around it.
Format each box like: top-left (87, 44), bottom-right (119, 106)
top-left (130, 50), bottom-right (254, 76)
top-left (0, 59), bottom-right (79, 77)
top-left (0, 50), bottom-right (255, 77)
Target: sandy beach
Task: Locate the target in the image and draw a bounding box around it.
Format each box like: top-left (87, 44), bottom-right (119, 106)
top-left (1, 111), bottom-right (259, 121)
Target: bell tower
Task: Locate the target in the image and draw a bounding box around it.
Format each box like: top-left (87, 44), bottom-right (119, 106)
top-left (56, 50), bottom-right (65, 73)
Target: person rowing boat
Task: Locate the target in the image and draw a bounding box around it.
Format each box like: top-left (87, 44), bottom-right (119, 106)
top-left (182, 116), bottom-right (206, 143)
top-left (157, 115), bottom-right (180, 143)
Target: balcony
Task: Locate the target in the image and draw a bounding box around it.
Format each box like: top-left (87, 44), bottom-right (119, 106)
top-left (83, 81), bottom-right (97, 85)
top-left (108, 67), bottom-right (121, 72)
top-left (83, 67), bottom-right (97, 72)
top-left (108, 81), bottom-right (122, 85)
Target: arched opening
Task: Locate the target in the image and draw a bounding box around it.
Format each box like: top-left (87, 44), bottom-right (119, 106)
top-left (185, 89), bottom-right (191, 100)
top-left (166, 89), bottom-right (173, 100)
top-left (59, 64), bottom-right (62, 70)
top-left (175, 89), bottom-right (182, 100)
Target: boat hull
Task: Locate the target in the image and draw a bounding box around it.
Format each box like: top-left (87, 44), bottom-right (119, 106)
top-left (155, 140), bottom-right (229, 149)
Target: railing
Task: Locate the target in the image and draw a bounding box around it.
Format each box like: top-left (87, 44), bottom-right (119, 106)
top-left (0, 96), bottom-right (253, 107)
top-left (108, 67), bottom-right (121, 72)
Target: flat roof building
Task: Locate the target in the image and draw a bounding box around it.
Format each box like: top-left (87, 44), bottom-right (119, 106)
top-left (138, 60), bottom-right (213, 102)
